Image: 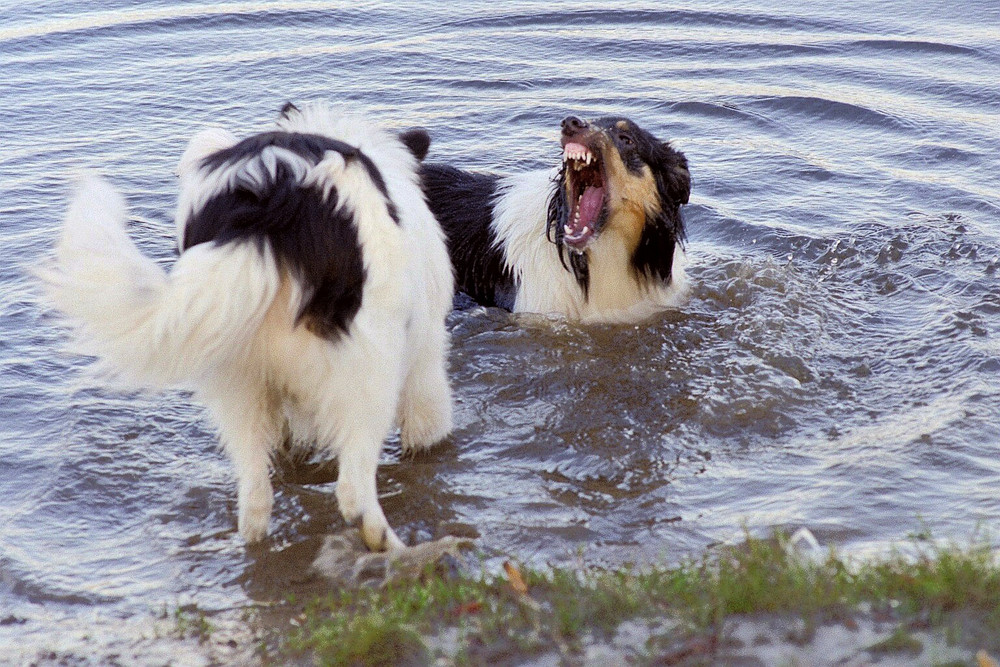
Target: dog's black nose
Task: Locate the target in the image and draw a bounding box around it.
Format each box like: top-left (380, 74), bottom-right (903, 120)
top-left (561, 116), bottom-right (586, 134)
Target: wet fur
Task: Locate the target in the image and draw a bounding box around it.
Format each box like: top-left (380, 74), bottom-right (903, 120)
top-left (422, 116), bottom-right (691, 323)
top-left (37, 102), bottom-right (454, 551)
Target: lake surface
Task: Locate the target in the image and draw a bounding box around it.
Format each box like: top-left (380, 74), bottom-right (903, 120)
top-left (1, 0), bottom-right (999, 659)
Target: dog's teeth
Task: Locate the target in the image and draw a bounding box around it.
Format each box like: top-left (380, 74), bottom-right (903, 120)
top-left (582, 226), bottom-right (590, 234)
top-left (564, 225), bottom-right (572, 234)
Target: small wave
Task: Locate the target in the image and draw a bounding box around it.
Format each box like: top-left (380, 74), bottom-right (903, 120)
top-left (444, 78), bottom-right (542, 92)
top-left (662, 101), bottom-right (782, 130)
top-left (885, 143), bottom-right (981, 165)
top-left (0, 557), bottom-right (117, 606)
top-left (571, 37), bottom-right (833, 62)
top-left (847, 38), bottom-right (984, 58)
top-left (0, 1), bottom-right (350, 45)
top-left (746, 95), bottom-right (917, 132)
top-left (443, 8), bottom-right (858, 34)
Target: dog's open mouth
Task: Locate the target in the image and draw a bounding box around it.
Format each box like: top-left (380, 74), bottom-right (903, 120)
top-left (561, 141), bottom-right (606, 251)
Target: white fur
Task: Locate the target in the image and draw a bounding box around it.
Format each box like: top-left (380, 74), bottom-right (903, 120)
top-left (491, 169), bottom-right (688, 324)
top-left (38, 102), bottom-right (454, 550)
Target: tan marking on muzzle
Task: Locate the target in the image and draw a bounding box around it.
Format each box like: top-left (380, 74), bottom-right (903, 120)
top-left (595, 133), bottom-right (661, 254)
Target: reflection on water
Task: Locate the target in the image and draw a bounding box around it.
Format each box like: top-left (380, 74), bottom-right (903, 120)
top-left (1, 0), bottom-right (999, 659)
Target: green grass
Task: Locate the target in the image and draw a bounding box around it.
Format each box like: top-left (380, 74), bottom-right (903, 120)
top-left (269, 532), bottom-right (1000, 665)
top-left (172, 604), bottom-right (214, 643)
top-left (866, 626), bottom-right (923, 656)
top-left (861, 542), bottom-right (1000, 623)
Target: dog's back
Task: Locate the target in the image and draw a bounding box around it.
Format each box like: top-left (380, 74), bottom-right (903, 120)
top-left (181, 131), bottom-right (373, 340)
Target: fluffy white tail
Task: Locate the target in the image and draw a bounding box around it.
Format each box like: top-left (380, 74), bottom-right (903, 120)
top-left (38, 173), bottom-right (280, 388)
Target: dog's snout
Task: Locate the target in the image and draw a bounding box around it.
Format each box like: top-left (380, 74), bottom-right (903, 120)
top-left (561, 116), bottom-right (586, 134)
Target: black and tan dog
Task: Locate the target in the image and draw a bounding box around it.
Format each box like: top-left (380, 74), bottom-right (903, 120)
top-left (422, 115), bottom-right (691, 323)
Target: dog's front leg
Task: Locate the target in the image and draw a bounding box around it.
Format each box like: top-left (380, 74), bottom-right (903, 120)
top-left (336, 442), bottom-right (406, 552)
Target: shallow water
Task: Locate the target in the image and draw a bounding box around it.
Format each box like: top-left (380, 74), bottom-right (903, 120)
top-left (2, 0), bottom-right (999, 657)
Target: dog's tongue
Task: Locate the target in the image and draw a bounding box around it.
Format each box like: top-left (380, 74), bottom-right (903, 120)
top-left (565, 185), bottom-right (605, 248)
top-left (578, 186), bottom-right (604, 226)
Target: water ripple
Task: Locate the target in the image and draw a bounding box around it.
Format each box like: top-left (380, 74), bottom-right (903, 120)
top-left (1, 0), bottom-right (999, 648)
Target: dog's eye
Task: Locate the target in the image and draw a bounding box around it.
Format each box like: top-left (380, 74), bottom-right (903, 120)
top-left (619, 133), bottom-right (634, 146)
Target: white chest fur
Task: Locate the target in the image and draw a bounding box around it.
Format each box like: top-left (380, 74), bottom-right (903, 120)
top-left (491, 170), bottom-right (687, 324)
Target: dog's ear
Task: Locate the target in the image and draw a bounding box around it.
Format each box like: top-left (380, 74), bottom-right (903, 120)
top-left (279, 101), bottom-right (300, 120)
top-left (662, 147), bottom-right (691, 206)
top-left (399, 128), bottom-right (431, 162)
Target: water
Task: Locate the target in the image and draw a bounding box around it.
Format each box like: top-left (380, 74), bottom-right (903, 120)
top-left (2, 0), bottom-right (999, 658)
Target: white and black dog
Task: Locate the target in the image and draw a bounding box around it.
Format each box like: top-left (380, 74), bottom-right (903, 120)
top-left (37, 102), bottom-right (454, 551)
top-left (422, 116), bottom-right (691, 323)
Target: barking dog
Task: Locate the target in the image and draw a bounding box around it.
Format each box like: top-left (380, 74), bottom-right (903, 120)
top-left (422, 116), bottom-right (691, 323)
top-left (37, 102), bottom-right (454, 551)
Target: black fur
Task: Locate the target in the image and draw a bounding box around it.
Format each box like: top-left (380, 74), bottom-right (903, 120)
top-left (184, 132), bottom-right (383, 340)
top-left (635, 144), bottom-right (688, 283)
top-left (202, 131), bottom-right (400, 225)
top-left (399, 128), bottom-right (431, 162)
top-left (202, 131), bottom-right (358, 172)
top-left (545, 174), bottom-right (591, 295)
top-left (420, 163), bottom-right (517, 309)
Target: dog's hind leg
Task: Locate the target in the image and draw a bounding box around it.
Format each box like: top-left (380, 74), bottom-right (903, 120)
top-left (204, 381), bottom-right (282, 543)
top-left (397, 326), bottom-right (453, 454)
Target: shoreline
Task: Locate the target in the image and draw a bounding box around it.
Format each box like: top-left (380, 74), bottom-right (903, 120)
top-left (18, 529), bottom-right (997, 666)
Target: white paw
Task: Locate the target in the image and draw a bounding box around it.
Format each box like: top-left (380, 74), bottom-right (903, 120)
top-left (361, 514), bottom-right (406, 552)
top-left (237, 479), bottom-right (273, 543)
top-left (238, 505), bottom-right (271, 543)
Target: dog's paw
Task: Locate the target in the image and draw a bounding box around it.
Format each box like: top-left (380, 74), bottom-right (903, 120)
top-left (336, 479), bottom-right (405, 552)
top-left (237, 478), bottom-right (273, 543)
top-left (361, 514), bottom-right (407, 552)
top-left (238, 506), bottom-right (271, 543)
